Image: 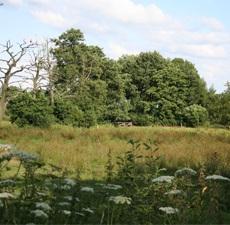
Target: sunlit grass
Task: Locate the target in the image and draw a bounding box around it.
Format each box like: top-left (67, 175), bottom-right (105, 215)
top-left (0, 121), bottom-right (229, 179)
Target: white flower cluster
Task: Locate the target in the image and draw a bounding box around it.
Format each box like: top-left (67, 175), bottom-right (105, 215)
top-left (175, 168), bottom-right (197, 177)
top-left (109, 195), bottom-right (131, 205)
top-left (152, 176), bottom-right (174, 183)
top-left (0, 179), bottom-right (16, 187)
top-left (10, 150), bottom-right (38, 162)
top-left (159, 207), bottom-right (179, 214)
top-left (0, 144), bottom-right (14, 150)
top-left (35, 202), bottom-right (51, 212)
top-left (63, 178), bottom-right (76, 187)
top-left (31, 209), bottom-right (48, 219)
top-left (205, 175), bottom-right (230, 182)
top-left (0, 192), bottom-right (15, 199)
top-left (102, 184), bottom-right (122, 190)
top-left (62, 210), bottom-right (71, 215)
top-left (58, 202), bottom-right (70, 208)
top-left (81, 187), bottom-right (94, 193)
top-left (165, 190), bottom-right (182, 196)
top-left (82, 207), bottom-right (94, 214)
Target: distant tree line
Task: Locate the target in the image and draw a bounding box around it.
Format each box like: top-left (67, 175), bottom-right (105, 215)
top-left (0, 28), bottom-right (229, 128)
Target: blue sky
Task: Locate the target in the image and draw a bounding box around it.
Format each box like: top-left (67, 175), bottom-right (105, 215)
top-left (0, 0), bottom-right (229, 92)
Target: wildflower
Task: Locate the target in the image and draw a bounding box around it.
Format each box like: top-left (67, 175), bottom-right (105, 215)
top-left (62, 210), bottom-right (71, 215)
top-left (0, 179), bottom-right (16, 187)
top-left (158, 168), bottom-right (167, 173)
top-left (10, 150), bottom-right (39, 162)
top-left (159, 207), bottom-right (179, 214)
top-left (152, 176), bottom-right (174, 183)
top-left (63, 178), bottom-right (76, 187)
top-left (76, 212), bottom-right (85, 216)
top-left (82, 207), bottom-right (94, 214)
top-left (63, 196), bottom-right (73, 201)
top-left (80, 187), bottom-right (94, 193)
top-left (58, 202), bottom-right (70, 207)
top-left (0, 152), bottom-right (14, 162)
top-left (109, 195), bottom-right (132, 205)
top-left (31, 209), bottom-right (48, 219)
top-left (35, 202), bottom-right (51, 212)
top-left (175, 168), bottom-right (197, 177)
top-left (0, 144), bottom-right (14, 150)
top-left (0, 192), bottom-right (15, 199)
top-left (36, 192), bottom-right (47, 197)
top-left (205, 175), bottom-right (230, 182)
top-left (103, 184), bottom-right (122, 190)
top-left (165, 190), bottom-right (182, 196)
top-left (60, 185), bottom-right (72, 191)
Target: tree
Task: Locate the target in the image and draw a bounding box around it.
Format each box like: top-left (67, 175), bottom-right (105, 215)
top-left (52, 28), bottom-right (105, 95)
top-left (7, 91), bottom-right (53, 128)
top-left (183, 104), bottom-right (208, 127)
top-left (52, 28), bottom-right (108, 127)
top-left (0, 40), bottom-right (34, 120)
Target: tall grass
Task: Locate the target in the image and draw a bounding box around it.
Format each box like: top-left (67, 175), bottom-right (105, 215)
top-left (0, 122), bottom-right (229, 179)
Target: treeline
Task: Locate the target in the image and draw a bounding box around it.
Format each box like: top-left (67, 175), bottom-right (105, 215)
top-left (1, 28), bottom-right (229, 128)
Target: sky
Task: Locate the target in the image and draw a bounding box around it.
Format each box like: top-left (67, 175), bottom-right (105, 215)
top-left (0, 0), bottom-right (229, 92)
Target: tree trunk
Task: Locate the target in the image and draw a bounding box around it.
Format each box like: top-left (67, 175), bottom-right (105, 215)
top-left (0, 87), bottom-right (7, 121)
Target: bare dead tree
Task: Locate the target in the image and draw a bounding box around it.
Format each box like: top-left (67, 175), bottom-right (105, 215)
top-left (0, 40), bottom-right (34, 120)
top-left (24, 47), bottom-right (46, 95)
top-left (42, 39), bottom-right (55, 106)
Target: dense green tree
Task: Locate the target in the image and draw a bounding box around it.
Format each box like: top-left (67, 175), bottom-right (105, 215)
top-left (183, 104), bottom-right (208, 127)
top-left (101, 59), bottom-right (130, 122)
top-left (7, 92), bottom-right (53, 127)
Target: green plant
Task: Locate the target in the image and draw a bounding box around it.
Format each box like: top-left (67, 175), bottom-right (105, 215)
top-left (183, 104), bottom-right (208, 127)
top-left (7, 92), bottom-right (53, 128)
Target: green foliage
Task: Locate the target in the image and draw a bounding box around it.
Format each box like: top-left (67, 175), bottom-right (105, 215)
top-left (53, 98), bottom-right (83, 126)
top-left (183, 104), bottom-right (208, 127)
top-left (7, 92), bottom-right (53, 128)
top-left (0, 141), bottom-right (229, 224)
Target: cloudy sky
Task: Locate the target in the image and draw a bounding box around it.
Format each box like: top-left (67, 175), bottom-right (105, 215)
top-left (0, 0), bottom-right (229, 92)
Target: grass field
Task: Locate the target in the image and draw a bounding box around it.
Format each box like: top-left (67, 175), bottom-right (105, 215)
top-left (0, 121), bottom-right (229, 179)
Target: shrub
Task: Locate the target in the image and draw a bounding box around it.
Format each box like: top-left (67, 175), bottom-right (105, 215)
top-left (130, 114), bottom-right (154, 126)
top-left (7, 92), bottom-right (53, 128)
top-left (183, 104), bottom-right (208, 127)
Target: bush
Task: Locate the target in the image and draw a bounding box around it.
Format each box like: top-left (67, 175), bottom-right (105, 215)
top-left (53, 99), bottom-right (98, 128)
top-left (130, 114), bottom-right (154, 126)
top-left (183, 104), bottom-right (208, 127)
top-left (7, 92), bottom-right (53, 128)
top-left (53, 99), bottom-right (82, 125)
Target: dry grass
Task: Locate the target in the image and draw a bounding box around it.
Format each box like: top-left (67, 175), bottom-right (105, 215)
top-left (0, 121), bottom-right (229, 179)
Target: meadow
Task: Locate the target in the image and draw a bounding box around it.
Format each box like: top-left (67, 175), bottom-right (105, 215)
top-left (0, 122), bottom-right (229, 179)
top-left (0, 123), bottom-right (230, 224)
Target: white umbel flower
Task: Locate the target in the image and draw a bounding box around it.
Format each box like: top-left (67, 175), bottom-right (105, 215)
top-left (35, 202), bottom-right (51, 212)
top-left (80, 187), bottom-right (94, 193)
top-left (152, 176), bottom-right (174, 183)
top-left (0, 192), bottom-right (15, 199)
top-left (205, 175), bottom-right (230, 182)
top-left (165, 190), bottom-right (182, 196)
top-left (31, 209), bottom-right (48, 219)
top-left (159, 207), bottom-right (179, 214)
top-left (82, 207), bottom-right (94, 214)
top-left (109, 195), bottom-right (131, 205)
top-left (62, 210), bottom-right (71, 215)
top-left (103, 184), bottom-right (122, 190)
top-left (175, 168), bottom-right (197, 177)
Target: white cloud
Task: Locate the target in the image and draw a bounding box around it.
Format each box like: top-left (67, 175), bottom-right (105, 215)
top-left (5, 0), bottom-right (230, 92)
top-left (31, 10), bottom-right (68, 28)
top-left (107, 42), bottom-right (138, 58)
top-left (202, 17), bottom-right (225, 31)
top-left (5, 0), bottom-right (23, 6)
